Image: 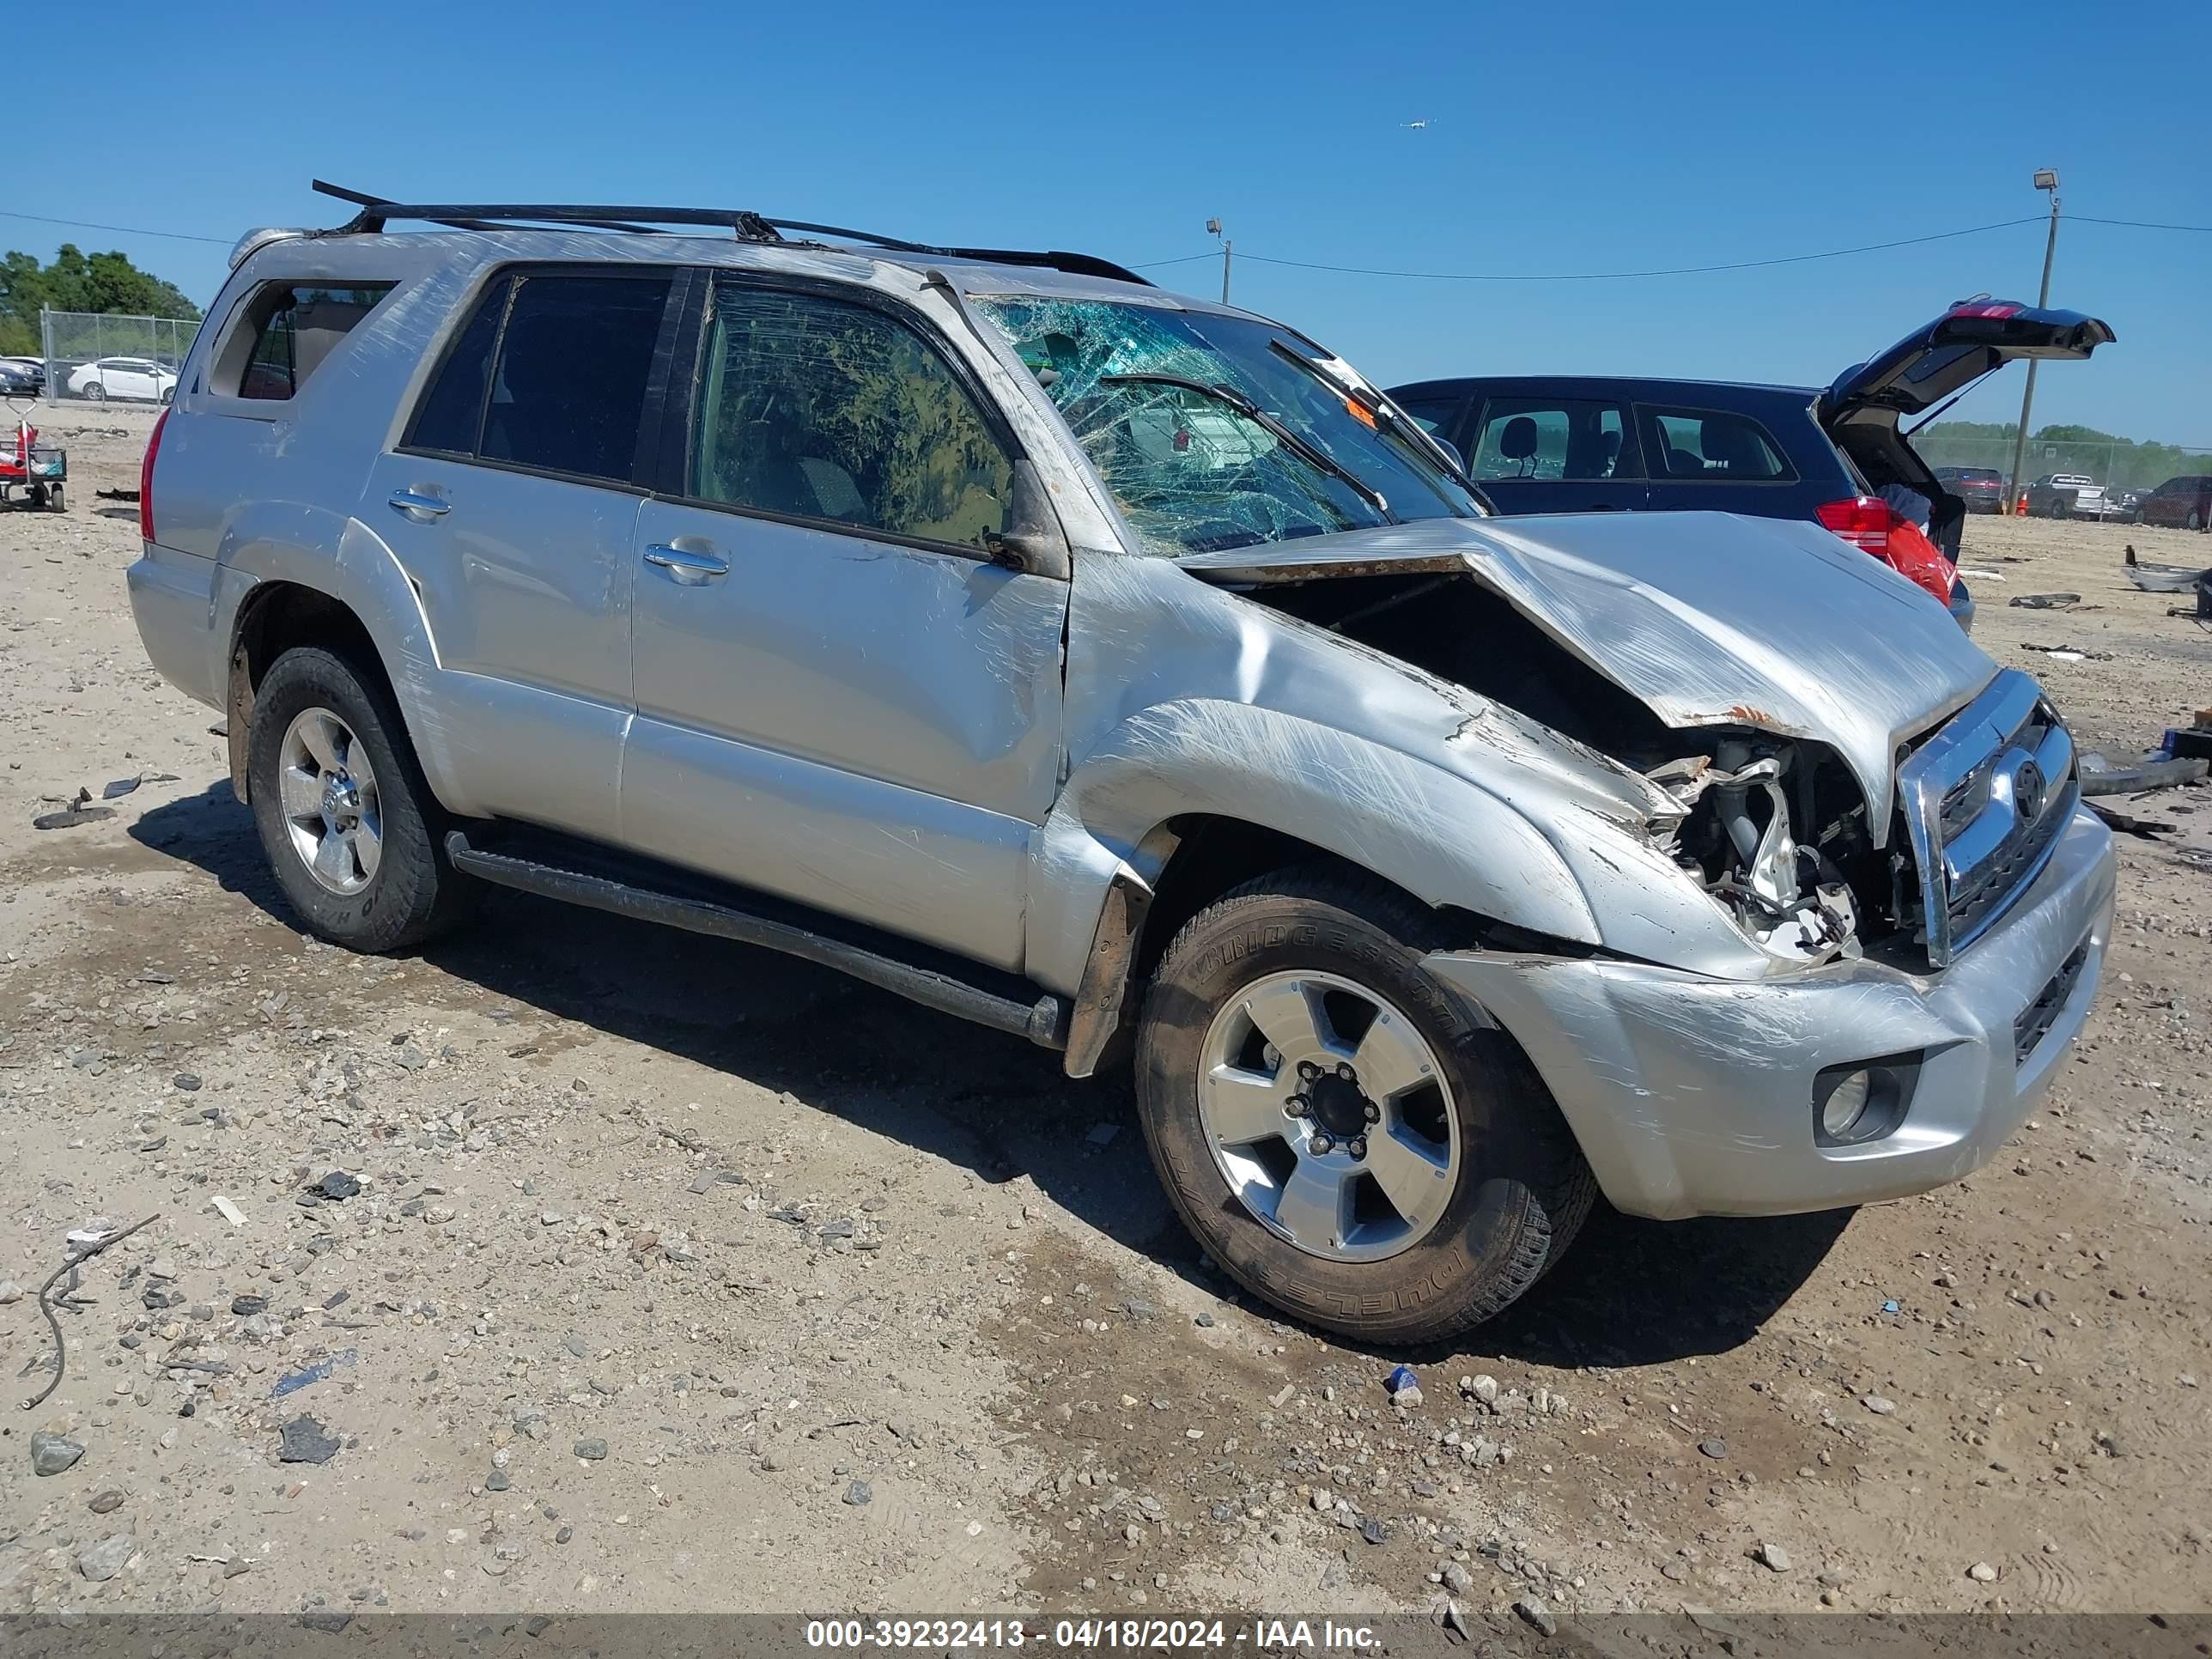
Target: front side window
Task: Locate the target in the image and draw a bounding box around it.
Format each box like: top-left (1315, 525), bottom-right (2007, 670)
top-left (406, 270), bottom-right (671, 485)
top-left (1469, 398), bottom-right (1629, 482)
top-left (688, 284), bottom-right (1015, 552)
top-left (1643, 408), bottom-right (1794, 482)
top-left (975, 298), bottom-right (1480, 556)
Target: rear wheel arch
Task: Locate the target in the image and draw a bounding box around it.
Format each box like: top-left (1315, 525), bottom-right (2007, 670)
top-left (226, 582), bottom-right (405, 805)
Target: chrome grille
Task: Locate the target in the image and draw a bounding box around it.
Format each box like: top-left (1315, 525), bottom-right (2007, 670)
top-left (1899, 669), bottom-right (2077, 968)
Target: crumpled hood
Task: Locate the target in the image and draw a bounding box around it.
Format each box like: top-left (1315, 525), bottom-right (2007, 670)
top-left (1176, 509), bottom-right (1999, 832)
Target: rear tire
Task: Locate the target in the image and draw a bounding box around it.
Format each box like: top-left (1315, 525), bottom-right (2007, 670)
top-left (82, 382), bottom-right (106, 403)
top-left (2190, 509), bottom-right (2203, 532)
top-left (246, 645), bottom-right (474, 953)
top-left (1133, 865), bottom-right (1595, 1344)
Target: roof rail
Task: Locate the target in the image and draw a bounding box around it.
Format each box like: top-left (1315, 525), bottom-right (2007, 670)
top-left (309, 181), bottom-right (1152, 287)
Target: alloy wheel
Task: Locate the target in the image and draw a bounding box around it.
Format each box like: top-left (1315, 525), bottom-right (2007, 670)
top-left (1197, 970), bottom-right (1460, 1263)
top-left (277, 706), bottom-right (383, 896)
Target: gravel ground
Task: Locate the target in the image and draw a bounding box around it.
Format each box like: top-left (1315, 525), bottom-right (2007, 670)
top-left (1, 405), bottom-right (2207, 1625)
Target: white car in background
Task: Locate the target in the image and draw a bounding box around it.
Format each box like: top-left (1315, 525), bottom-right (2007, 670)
top-left (66, 356), bottom-right (178, 404)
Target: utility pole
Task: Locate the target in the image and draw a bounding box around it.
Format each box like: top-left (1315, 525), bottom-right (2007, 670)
top-left (1207, 217), bottom-right (1232, 305)
top-left (2007, 170), bottom-right (2062, 513)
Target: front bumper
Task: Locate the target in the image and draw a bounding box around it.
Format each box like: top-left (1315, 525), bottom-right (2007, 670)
top-left (1425, 806), bottom-right (2116, 1220)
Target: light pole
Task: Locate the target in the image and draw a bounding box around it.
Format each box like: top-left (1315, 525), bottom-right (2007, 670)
top-left (2007, 169), bottom-right (2061, 513)
top-left (1207, 217), bottom-right (1231, 305)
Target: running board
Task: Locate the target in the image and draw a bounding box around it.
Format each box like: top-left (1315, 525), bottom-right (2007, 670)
top-left (444, 832), bottom-right (1066, 1048)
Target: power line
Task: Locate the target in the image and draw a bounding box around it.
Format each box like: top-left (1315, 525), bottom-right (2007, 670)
top-left (0, 210), bottom-right (231, 246)
top-left (1141, 217), bottom-right (2047, 281)
top-left (2066, 214), bottom-right (2212, 233)
top-left (1135, 212), bottom-right (2212, 282)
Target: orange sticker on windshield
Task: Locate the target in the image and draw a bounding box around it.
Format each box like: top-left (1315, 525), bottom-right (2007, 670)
top-left (1344, 397), bottom-right (1376, 428)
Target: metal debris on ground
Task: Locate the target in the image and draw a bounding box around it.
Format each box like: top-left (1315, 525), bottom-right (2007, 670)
top-left (20, 1213), bottom-right (161, 1411)
top-left (2123, 544), bottom-right (2208, 594)
top-left (2087, 802), bottom-right (2174, 839)
top-left (2009, 592), bottom-right (2081, 610)
top-left (2078, 757), bottom-right (2209, 799)
top-left (2021, 642), bottom-right (2113, 661)
top-left (32, 787), bottom-right (115, 830)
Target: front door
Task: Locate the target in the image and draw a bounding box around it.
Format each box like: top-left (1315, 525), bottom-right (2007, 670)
top-left (361, 265), bottom-right (678, 842)
top-left (622, 276), bottom-right (1068, 971)
top-left (1463, 393), bottom-right (1646, 514)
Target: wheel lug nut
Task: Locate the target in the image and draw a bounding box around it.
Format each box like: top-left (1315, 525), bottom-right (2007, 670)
top-left (1347, 1137), bottom-right (1367, 1161)
top-left (1310, 1134), bottom-right (1334, 1155)
top-left (1285, 1094), bottom-right (1308, 1117)
top-left (1335, 1062), bottom-right (1355, 1080)
top-left (1297, 1061), bottom-right (1319, 1080)
top-left (1364, 1103), bottom-right (1381, 1123)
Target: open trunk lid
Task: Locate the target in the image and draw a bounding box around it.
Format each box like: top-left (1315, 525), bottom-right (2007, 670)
top-left (1179, 511), bottom-right (1996, 831)
top-left (1819, 300), bottom-right (2115, 422)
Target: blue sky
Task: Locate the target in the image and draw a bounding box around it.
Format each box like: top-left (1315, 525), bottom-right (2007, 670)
top-left (19, 0), bottom-right (2210, 441)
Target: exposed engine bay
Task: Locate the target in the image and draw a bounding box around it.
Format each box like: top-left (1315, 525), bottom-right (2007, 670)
top-left (1233, 569), bottom-right (1913, 965)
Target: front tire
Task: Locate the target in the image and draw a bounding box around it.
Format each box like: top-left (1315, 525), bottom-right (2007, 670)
top-left (1134, 866), bottom-right (1595, 1344)
top-left (246, 646), bottom-right (473, 952)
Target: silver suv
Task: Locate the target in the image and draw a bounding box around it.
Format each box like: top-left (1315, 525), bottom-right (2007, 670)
top-left (126, 188), bottom-right (2116, 1340)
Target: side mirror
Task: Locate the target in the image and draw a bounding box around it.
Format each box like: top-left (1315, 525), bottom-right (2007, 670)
top-left (1434, 437), bottom-right (1466, 475)
top-left (983, 458), bottom-right (1073, 580)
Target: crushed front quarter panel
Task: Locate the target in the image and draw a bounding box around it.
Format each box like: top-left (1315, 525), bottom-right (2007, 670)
top-left (1179, 509), bottom-right (1998, 839)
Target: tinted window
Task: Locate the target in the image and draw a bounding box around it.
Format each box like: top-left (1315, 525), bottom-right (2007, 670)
top-left (1643, 408), bottom-right (1794, 482)
top-left (1469, 398), bottom-right (1629, 482)
top-left (409, 277), bottom-right (510, 455)
top-left (1392, 396), bottom-right (1463, 437)
top-left (235, 283), bottom-right (392, 401)
top-left (478, 273), bottom-right (670, 483)
top-left (690, 284), bottom-right (1014, 551)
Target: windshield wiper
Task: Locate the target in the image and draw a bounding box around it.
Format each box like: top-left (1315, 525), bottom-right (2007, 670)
top-left (1266, 339), bottom-right (1480, 493)
top-left (1097, 373), bottom-right (1395, 520)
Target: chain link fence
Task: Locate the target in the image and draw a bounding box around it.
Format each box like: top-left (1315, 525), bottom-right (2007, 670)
top-left (1912, 430), bottom-right (2212, 503)
top-left (39, 308), bottom-right (200, 405)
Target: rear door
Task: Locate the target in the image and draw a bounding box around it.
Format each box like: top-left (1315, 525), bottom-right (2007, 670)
top-left (620, 272), bottom-right (1068, 971)
top-left (1636, 401), bottom-right (1817, 521)
top-left (362, 264), bottom-right (679, 843)
top-left (1461, 392), bottom-right (1646, 514)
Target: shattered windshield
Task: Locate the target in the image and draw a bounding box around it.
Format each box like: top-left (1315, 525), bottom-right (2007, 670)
top-left (974, 297), bottom-right (1481, 556)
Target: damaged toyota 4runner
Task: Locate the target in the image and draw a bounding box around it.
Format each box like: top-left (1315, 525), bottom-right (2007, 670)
top-left (127, 188), bottom-right (2116, 1340)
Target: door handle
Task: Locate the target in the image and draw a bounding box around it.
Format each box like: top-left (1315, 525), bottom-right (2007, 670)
top-left (643, 544), bottom-right (730, 584)
top-left (388, 488), bottom-right (451, 521)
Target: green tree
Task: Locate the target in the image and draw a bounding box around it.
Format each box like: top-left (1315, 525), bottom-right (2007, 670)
top-left (0, 244), bottom-right (202, 356)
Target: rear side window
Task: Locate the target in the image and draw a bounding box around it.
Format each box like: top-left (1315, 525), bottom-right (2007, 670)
top-left (405, 270), bottom-right (672, 485)
top-left (1643, 407), bottom-right (1795, 482)
top-left (225, 283), bottom-right (392, 400)
top-left (1469, 397), bottom-right (1630, 482)
top-left (686, 283), bottom-right (1015, 552)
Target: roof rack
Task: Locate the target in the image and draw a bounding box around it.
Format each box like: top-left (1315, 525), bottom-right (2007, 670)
top-left (310, 181), bottom-right (1152, 287)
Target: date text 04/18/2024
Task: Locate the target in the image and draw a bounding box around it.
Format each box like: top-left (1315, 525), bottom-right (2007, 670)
top-left (803, 1620), bottom-right (1381, 1650)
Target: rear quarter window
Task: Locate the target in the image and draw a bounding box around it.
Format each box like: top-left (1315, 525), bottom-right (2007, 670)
top-left (1640, 406), bottom-right (1796, 483)
top-left (213, 282), bottom-right (394, 400)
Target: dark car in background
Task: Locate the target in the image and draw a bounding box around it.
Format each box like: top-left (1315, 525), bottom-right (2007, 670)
top-left (1934, 465), bottom-right (2007, 514)
top-left (1391, 300), bottom-right (2115, 633)
top-left (2138, 475), bottom-right (2212, 532)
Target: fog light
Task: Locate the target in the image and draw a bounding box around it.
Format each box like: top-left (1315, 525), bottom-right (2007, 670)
top-left (1818, 1069), bottom-right (1873, 1139)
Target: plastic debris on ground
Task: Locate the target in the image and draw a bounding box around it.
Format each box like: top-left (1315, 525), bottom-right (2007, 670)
top-left (272, 1348), bottom-right (358, 1400)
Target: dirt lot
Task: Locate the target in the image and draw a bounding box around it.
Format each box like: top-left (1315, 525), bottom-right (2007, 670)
top-left (1, 405), bottom-right (2207, 1626)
